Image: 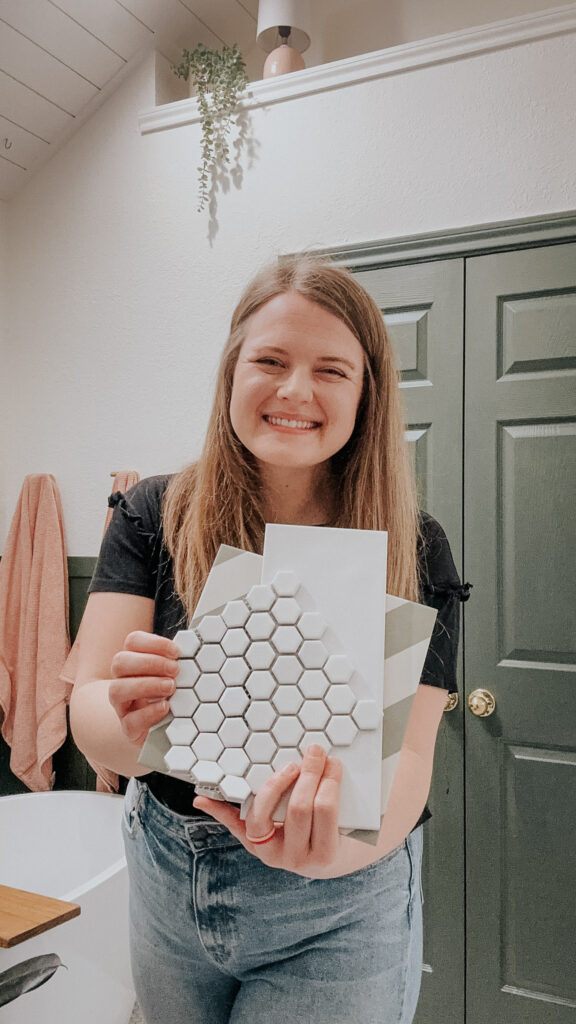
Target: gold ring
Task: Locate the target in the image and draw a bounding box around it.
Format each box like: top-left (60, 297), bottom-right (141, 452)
top-left (245, 825), bottom-right (276, 845)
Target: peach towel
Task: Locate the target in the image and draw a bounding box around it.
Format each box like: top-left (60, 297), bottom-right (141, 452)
top-left (60, 470), bottom-right (140, 793)
top-left (0, 475), bottom-right (70, 791)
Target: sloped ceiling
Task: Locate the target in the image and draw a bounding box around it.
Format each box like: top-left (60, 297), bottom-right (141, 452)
top-left (0, 0), bottom-right (260, 200)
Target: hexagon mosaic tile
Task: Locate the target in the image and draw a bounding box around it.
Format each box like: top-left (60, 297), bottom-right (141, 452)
top-left (166, 571), bottom-right (379, 806)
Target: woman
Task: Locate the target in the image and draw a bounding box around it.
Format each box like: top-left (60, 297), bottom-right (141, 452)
top-left (70, 257), bottom-right (463, 1024)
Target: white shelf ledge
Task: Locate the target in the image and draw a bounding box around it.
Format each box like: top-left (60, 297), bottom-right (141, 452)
top-left (139, 4), bottom-right (576, 135)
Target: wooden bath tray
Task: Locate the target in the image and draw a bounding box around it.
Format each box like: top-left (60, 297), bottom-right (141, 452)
top-left (0, 885), bottom-right (80, 947)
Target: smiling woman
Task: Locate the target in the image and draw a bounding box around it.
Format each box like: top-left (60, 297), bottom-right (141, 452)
top-left (69, 255), bottom-right (462, 1024)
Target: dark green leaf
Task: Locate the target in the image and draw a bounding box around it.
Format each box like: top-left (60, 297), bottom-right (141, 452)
top-left (0, 953), bottom-right (65, 1007)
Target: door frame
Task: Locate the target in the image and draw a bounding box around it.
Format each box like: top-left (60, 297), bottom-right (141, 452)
top-left (312, 210), bottom-right (576, 269)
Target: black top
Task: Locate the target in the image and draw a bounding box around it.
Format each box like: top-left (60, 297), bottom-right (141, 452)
top-left (89, 475), bottom-right (468, 822)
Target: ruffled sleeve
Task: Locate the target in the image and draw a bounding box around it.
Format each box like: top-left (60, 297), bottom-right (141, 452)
top-left (417, 515), bottom-right (471, 693)
top-left (89, 477), bottom-right (168, 599)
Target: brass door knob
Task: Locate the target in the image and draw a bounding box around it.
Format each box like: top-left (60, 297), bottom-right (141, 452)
top-left (468, 689), bottom-right (496, 717)
top-left (444, 692), bottom-right (459, 712)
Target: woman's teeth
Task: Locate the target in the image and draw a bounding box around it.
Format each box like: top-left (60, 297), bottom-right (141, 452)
top-left (266, 416), bottom-right (317, 430)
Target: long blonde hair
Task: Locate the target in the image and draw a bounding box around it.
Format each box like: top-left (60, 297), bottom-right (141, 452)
top-left (163, 256), bottom-right (420, 617)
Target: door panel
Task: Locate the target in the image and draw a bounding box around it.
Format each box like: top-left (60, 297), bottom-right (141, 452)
top-left (465, 243), bottom-right (576, 1024)
top-left (504, 745), bottom-right (576, 998)
top-left (499, 420), bottom-right (575, 664)
top-left (355, 260), bottom-right (464, 572)
top-left (355, 260), bottom-right (465, 1024)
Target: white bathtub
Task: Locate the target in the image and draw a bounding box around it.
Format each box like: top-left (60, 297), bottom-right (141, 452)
top-left (0, 791), bottom-right (134, 1024)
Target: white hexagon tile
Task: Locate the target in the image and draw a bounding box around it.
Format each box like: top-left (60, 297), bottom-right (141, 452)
top-left (140, 524), bottom-right (437, 836)
top-left (163, 573), bottom-right (381, 813)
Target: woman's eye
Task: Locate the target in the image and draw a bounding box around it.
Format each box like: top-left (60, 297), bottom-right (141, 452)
top-left (255, 358), bottom-right (283, 368)
top-left (318, 367), bottom-right (345, 378)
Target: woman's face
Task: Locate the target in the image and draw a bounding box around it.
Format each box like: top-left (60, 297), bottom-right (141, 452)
top-left (229, 292), bottom-right (365, 473)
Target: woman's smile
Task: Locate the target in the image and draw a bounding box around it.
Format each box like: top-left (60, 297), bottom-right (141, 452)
top-left (262, 414), bottom-right (321, 431)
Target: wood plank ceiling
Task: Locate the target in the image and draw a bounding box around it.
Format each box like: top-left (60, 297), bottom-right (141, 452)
top-left (0, 0), bottom-right (259, 201)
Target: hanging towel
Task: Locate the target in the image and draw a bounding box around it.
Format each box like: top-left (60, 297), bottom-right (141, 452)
top-left (0, 475), bottom-right (70, 791)
top-left (60, 470), bottom-right (140, 793)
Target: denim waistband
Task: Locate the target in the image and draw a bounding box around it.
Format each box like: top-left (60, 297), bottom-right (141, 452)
top-left (136, 777), bottom-right (242, 853)
top-left (145, 770), bottom-right (207, 816)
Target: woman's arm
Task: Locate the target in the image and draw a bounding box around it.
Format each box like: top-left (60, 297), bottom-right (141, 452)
top-left (69, 592), bottom-right (179, 778)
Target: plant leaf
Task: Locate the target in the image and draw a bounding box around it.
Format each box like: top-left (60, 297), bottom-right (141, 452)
top-left (0, 953), bottom-right (65, 1007)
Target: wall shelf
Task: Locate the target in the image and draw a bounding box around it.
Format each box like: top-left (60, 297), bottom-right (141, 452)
top-left (139, 3), bottom-right (576, 136)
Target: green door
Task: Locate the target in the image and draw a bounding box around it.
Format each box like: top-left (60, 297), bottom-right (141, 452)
top-left (356, 260), bottom-right (466, 1024)
top-left (465, 243), bottom-right (576, 1024)
top-left (355, 239), bottom-right (576, 1024)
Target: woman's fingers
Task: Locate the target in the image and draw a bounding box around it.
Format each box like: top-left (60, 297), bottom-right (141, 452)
top-left (111, 630), bottom-right (180, 680)
top-left (244, 762), bottom-right (301, 841)
top-left (309, 757), bottom-right (343, 861)
top-left (124, 631), bottom-right (181, 659)
top-left (192, 796), bottom-right (245, 839)
top-left (117, 695), bottom-right (172, 744)
top-left (194, 749), bottom-right (344, 873)
top-left (111, 649), bottom-right (179, 680)
top-left (104, 631), bottom-right (180, 743)
top-left (196, 764), bottom-right (302, 849)
top-left (194, 763), bottom-right (303, 851)
top-left (242, 746), bottom-right (341, 859)
top-left (109, 675), bottom-right (175, 710)
top-left (283, 745), bottom-right (329, 859)
top-left (109, 675), bottom-right (174, 743)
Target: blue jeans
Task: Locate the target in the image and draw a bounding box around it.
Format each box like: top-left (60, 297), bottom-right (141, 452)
top-left (123, 777), bottom-right (424, 1024)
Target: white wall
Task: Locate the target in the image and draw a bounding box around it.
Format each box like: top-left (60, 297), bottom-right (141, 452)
top-left (0, 201), bottom-right (7, 333)
top-left (0, 201), bottom-right (6, 301)
top-left (316, 0), bottom-right (565, 61)
top-left (4, 26), bottom-right (576, 553)
top-left (0, 199), bottom-right (8, 541)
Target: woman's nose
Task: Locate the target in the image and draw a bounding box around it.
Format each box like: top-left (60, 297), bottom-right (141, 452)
top-left (276, 369), bottom-right (314, 403)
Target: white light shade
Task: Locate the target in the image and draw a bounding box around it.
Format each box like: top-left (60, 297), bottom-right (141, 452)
top-left (257, 0), bottom-right (311, 54)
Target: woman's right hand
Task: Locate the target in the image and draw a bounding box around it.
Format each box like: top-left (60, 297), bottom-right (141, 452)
top-left (108, 630), bottom-right (180, 747)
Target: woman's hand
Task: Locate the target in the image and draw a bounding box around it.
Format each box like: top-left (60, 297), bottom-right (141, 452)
top-left (193, 745), bottom-right (345, 878)
top-left (108, 630), bottom-right (180, 747)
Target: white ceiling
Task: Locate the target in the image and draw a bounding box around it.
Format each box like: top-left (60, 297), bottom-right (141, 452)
top-left (0, 0), bottom-right (260, 201)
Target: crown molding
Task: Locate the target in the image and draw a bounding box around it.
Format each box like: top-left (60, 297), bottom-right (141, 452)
top-left (139, 4), bottom-right (576, 135)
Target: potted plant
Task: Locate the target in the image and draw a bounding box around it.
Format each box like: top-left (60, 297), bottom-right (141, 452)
top-left (172, 43), bottom-right (248, 211)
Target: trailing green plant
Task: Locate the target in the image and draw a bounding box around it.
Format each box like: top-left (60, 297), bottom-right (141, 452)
top-left (172, 43), bottom-right (247, 211)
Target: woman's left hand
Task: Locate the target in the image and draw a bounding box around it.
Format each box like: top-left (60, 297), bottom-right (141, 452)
top-left (193, 745), bottom-right (344, 878)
